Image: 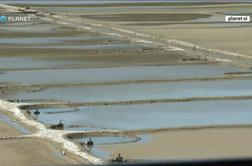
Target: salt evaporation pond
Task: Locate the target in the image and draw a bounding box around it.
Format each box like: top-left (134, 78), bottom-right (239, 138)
top-left (73, 135), bottom-right (149, 159)
top-left (16, 79), bottom-right (252, 103)
top-left (0, 35), bottom-right (112, 45)
top-left (18, 43), bottom-right (142, 49)
top-left (0, 57), bottom-right (81, 69)
top-left (0, 56), bottom-right (113, 70)
top-left (0, 64), bottom-right (240, 85)
top-left (0, 37), bottom-right (78, 44)
top-left (75, 136), bottom-right (138, 145)
top-left (0, 34), bottom-right (117, 45)
top-left (0, 23), bottom-right (58, 32)
top-left (31, 100), bottom-right (252, 130)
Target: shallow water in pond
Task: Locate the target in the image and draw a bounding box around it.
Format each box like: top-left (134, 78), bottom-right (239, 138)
top-left (0, 23), bottom-right (58, 32)
top-left (75, 136), bottom-right (138, 145)
top-left (0, 114), bottom-right (30, 135)
top-left (0, 35), bottom-right (106, 44)
top-left (15, 79), bottom-right (252, 103)
top-left (31, 107), bottom-right (106, 131)
top-left (31, 100), bottom-right (252, 130)
top-left (0, 64), bottom-right (240, 85)
top-left (19, 43), bottom-right (141, 49)
top-left (0, 34), bottom-right (122, 46)
top-left (0, 57), bottom-right (70, 69)
top-left (0, 57), bottom-right (111, 70)
top-left (73, 135), bottom-right (150, 159)
top-left (0, 37), bottom-right (73, 44)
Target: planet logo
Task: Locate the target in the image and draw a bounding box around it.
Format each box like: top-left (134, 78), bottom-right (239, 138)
top-left (0, 15), bottom-right (8, 23)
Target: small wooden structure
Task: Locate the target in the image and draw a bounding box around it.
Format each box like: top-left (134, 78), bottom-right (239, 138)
top-left (51, 121), bottom-right (64, 130)
top-left (112, 153), bottom-right (124, 163)
top-left (86, 137), bottom-right (94, 146)
top-left (34, 109), bottom-right (40, 115)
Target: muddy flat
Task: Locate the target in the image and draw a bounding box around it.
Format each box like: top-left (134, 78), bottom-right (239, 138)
top-left (0, 138), bottom-right (80, 166)
top-left (0, 109), bottom-right (80, 166)
top-left (99, 127), bottom-right (252, 160)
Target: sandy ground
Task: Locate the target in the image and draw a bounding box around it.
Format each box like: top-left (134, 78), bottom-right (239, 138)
top-left (0, 121), bottom-right (20, 137)
top-left (0, 109), bottom-right (81, 166)
top-left (0, 105), bottom-right (88, 166)
top-left (137, 26), bottom-right (252, 57)
top-left (0, 138), bottom-right (79, 166)
top-left (99, 128), bottom-right (252, 160)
